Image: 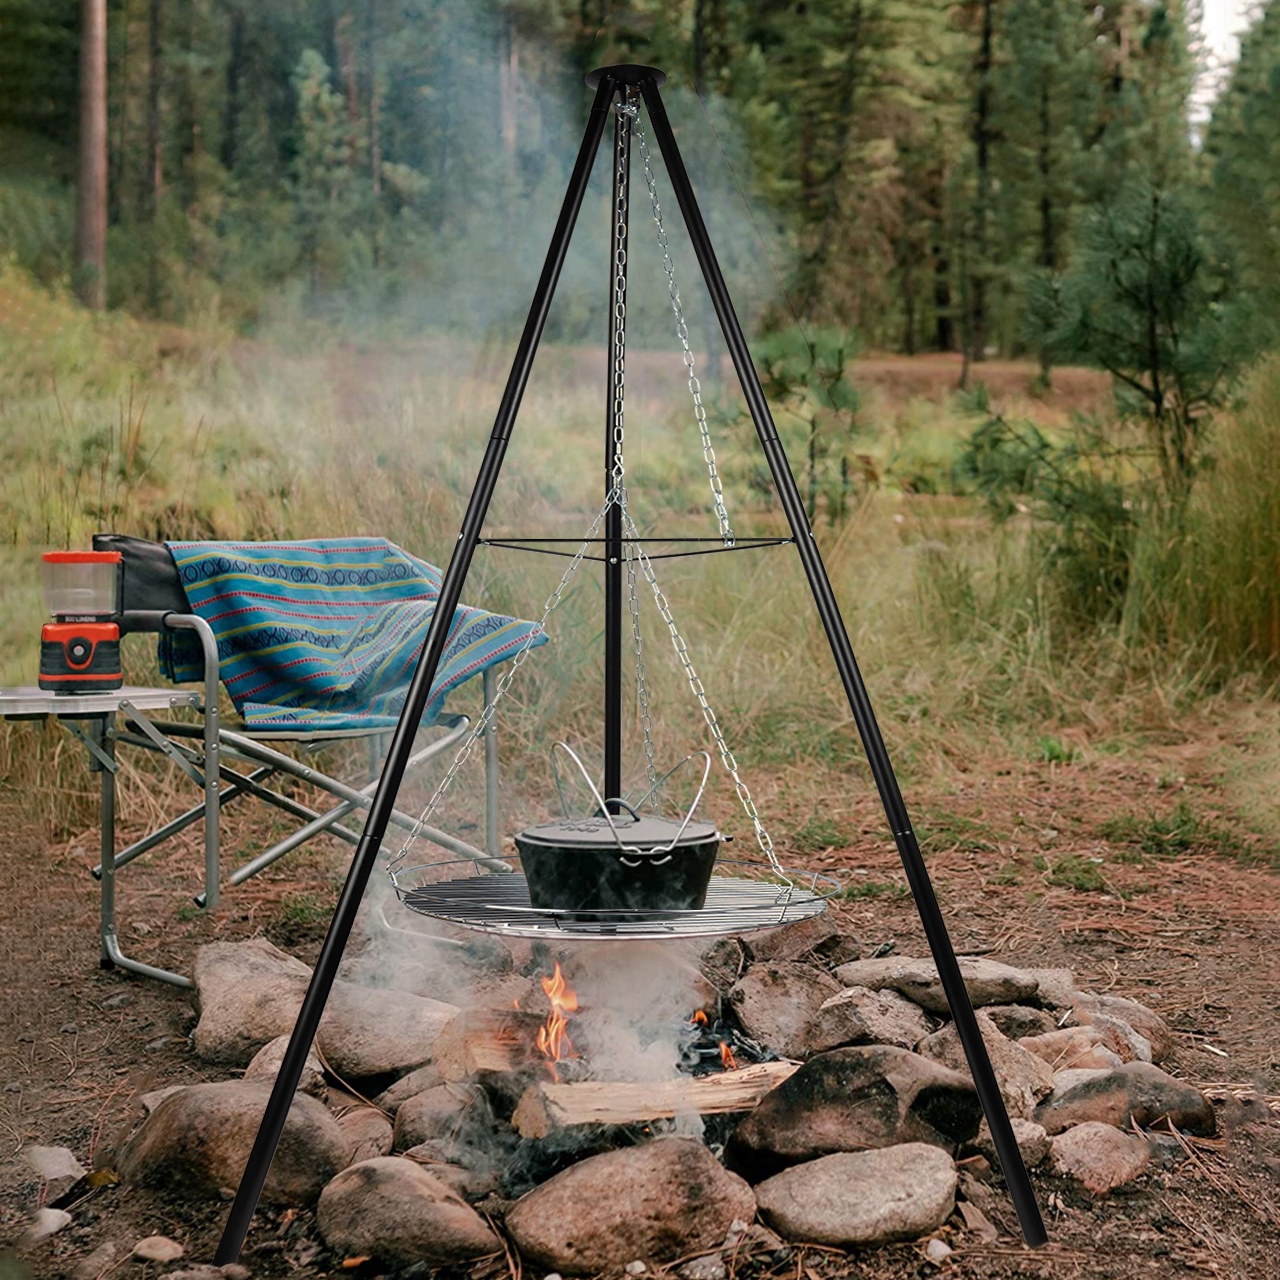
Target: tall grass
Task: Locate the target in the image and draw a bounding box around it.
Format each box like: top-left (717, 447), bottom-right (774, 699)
top-left (1157, 356), bottom-right (1280, 669)
top-left (1, 259), bottom-right (1273, 848)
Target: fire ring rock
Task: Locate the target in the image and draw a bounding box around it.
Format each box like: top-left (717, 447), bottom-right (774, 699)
top-left (725, 1045), bottom-right (982, 1182)
top-left (1050, 1121), bottom-right (1151, 1194)
top-left (1033, 1062), bottom-right (1215, 1136)
top-left (117, 1080), bottom-right (345, 1205)
top-left (316, 1157), bottom-right (501, 1264)
top-left (832, 955), bottom-right (1040, 1015)
top-left (754, 1144), bottom-right (958, 1245)
top-left (504, 1137), bottom-right (756, 1275)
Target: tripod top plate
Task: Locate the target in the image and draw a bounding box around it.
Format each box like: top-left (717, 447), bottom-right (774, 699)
top-left (587, 64), bottom-right (667, 88)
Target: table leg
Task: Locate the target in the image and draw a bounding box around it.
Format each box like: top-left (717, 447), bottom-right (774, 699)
top-left (95, 716), bottom-right (116, 971)
top-left (93, 713), bottom-right (193, 988)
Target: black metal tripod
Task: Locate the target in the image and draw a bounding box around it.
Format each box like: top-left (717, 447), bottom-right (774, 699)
top-left (213, 64), bottom-right (1047, 1263)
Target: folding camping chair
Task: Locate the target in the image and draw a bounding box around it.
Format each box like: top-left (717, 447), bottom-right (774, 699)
top-left (0, 536), bottom-right (540, 988)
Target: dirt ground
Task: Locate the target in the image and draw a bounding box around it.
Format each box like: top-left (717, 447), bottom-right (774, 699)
top-left (1, 720), bottom-right (1278, 1280)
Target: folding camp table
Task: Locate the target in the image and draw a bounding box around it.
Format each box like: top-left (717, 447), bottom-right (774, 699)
top-left (0, 612), bottom-right (502, 989)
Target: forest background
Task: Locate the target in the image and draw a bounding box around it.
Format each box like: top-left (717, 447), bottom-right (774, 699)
top-left (2, 0), bottom-right (1280, 845)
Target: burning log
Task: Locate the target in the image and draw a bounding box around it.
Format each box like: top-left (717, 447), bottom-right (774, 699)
top-left (433, 1008), bottom-right (552, 1082)
top-left (510, 1061), bottom-right (799, 1139)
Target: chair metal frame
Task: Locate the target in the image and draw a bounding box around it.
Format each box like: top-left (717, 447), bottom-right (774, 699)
top-left (0, 611), bottom-right (502, 989)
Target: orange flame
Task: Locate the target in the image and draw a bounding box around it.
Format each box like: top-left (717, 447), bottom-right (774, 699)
top-left (535, 962), bottom-right (579, 1080)
top-left (692, 1009), bottom-right (709, 1026)
top-left (719, 1040), bottom-right (738, 1070)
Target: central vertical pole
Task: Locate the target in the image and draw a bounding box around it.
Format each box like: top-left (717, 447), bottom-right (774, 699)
top-left (603, 94), bottom-right (629, 810)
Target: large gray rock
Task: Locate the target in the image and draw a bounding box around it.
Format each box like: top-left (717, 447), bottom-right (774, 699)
top-left (725, 1045), bottom-right (982, 1182)
top-left (973, 1116), bottom-right (1051, 1168)
top-left (746, 914), bottom-right (859, 967)
top-left (917, 1011), bottom-right (1055, 1119)
top-left (192, 938), bottom-right (311, 1065)
top-left (192, 938), bottom-right (458, 1076)
top-left (334, 1102), bottom-right (394, 1165)
top-left (728, 962), bottom-right (843, 1058)
top-left (1050, 1121), bottom-right (1150, 1194)
top-left (393, 1082), bottom-right (494, 1151)
top-left (318, 982), bottom-right (459, 1080)
top-left (316, 1157), bottom-right (501, 1264)
top-left (1070, 993), bottom-right (1172, 1064)
top-left (1019, 1027), bottom-right (1126, 1072)
top-left (1034, 1062), bottom-right (1215, 1136)
top-left (815, 987), bottom-right (934, 1050)
top-left (118, 1080), bottom-right (345, 1205)
top-left (754, 1144), bottom-right (957, 1245)
top-left (243, 1035), bottom-right (326, 1098)
top-left (983, 1005), bottom-right (1058, 1040)
top-left (1023, 968), bottom-right (1078, 1009)
top-left (832, 956), bottom-right (1039, 1015)
top-left (404, 1144), bottom-right (499, 1202)
top-left (505, 1137), bottom-right (755, 1276)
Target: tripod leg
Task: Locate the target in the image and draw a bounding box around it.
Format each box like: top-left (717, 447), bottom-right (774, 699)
top-left (212, 72), bottom-right (620, 1266)
top-left (639, 78), bottom-right (1047, 1249)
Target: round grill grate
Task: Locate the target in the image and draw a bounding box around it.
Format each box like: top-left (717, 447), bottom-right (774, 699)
top-left (391, 858), bottom-right (837, 940)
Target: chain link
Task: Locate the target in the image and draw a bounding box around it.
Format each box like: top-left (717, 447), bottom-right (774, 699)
top-left (634, 116), bottom-right (735, 546)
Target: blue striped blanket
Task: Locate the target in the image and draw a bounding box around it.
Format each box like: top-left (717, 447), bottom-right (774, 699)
top-left (158, 538), bottom-right (546, 732)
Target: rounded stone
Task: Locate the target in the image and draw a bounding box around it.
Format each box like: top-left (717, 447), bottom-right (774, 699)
top-left (754, 1143), bottom-right (957, 1246)
top-left (316, 1157), bottom-right (501, 1265)
top-left (505, 1137), bottom-right (755, 1275)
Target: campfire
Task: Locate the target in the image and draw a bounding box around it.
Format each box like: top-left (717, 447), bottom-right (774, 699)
top-left (534, 962), bottom-right (580, 1080)
top-left (514, 964), bottom-right (777, 1086)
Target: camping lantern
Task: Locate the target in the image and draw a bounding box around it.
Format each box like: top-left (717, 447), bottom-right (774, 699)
top-left (38, 550), bottom-right (123, 693)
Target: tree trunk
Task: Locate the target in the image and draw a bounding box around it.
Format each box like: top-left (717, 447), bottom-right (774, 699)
top-left (499, 16), bottom-right (518, 189)
top-left (146, 0), bottom-right (163, 313)
top-left (175, 0), bottom-right (196, 209)
top-left (1037, 78), bottom-right (1054, 384)
top-left (366, 0), bottom-right (382, 265)
top-left (75, 0), bottom-right (108, 309)
top-left (969, 0), bottom-right (995, 363)
top-left (220, 7), bottom-right (245, 173)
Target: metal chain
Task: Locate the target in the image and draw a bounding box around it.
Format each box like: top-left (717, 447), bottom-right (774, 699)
top-left (633, 115), bottom-right (735, 546)
top-left (618, 503), bottom-right (788, 885)
top-left (609, 99), bottom-right (635, 488)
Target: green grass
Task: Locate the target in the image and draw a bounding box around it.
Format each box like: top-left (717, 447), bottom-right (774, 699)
top-left (1048, 854), bottom-right (1106, 892)
top-left (1100, 801), bottom-right (1249, 862)
top-left (2, 261), bottom-right (1279, 855)
top-left (1036, 735), bottom-right (1078, 764)
top-left (790, 815), bottom-right (852, 853)
top-left (916, 809), bottom-right (996, 854)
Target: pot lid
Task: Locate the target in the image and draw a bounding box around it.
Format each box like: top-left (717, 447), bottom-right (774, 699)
top-left (515, 814), bottom-right (719, 850)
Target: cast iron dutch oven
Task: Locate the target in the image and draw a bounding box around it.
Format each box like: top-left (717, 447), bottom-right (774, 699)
top-left (514, 809), bottom-right (720, 919)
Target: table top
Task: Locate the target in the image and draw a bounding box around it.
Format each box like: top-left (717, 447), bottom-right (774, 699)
top-left (0, 685), bottom-right (201, 719)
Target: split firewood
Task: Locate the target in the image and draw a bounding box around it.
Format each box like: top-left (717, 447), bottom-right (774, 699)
top-left (433, 1009), bottom-right (551, 1082)
top-left (511, 1060), bottom-right (798, 1139)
